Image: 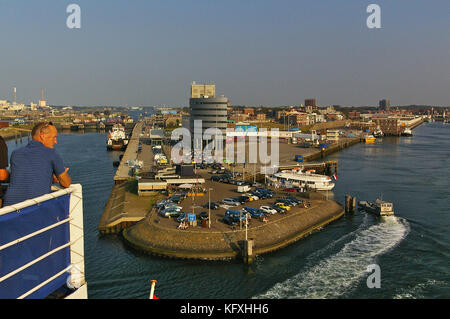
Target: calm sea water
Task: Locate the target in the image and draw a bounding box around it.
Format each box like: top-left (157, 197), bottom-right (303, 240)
top-left (5, 121), bottom-right (449, 299)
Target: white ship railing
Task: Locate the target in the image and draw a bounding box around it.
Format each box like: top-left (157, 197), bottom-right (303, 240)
top-left (0, 184), bottom-right (87, 299)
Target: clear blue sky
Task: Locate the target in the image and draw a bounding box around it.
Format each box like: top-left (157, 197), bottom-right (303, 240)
top-left (0, 0), bottom-right (448, 107)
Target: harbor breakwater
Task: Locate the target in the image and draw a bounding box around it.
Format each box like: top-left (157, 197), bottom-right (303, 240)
top-left (122, 199), bottom-right (344, 260)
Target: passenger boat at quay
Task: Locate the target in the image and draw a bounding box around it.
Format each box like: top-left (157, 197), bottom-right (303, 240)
top-left (269, 170), bottom-right (335, 191)
top-left (107, 124), bottom-right (129, 151)
top-left (358, 198), bottom-right (395, 216)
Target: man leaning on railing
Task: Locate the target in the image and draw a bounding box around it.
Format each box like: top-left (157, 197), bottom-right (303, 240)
top-left (2, 122), bottom-right (72, 207)
top-left (0, 135), bottom-right (9, 207)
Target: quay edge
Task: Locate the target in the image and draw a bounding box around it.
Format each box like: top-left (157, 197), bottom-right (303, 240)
top-left (121, 199), bottom-right (344, 261)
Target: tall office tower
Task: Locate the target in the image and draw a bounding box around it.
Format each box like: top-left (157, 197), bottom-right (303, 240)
top-left (305, 98), bottom-right (317, 110)
top-left (190, 81), bottom-right (216, 98)
top-left (379, 99), bottom-right (390, 111)
top-left (13, 87), bottom-right (17, 105)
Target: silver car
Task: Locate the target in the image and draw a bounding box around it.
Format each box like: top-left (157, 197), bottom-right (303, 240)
top-left (222, 198), bottom-right (240, 206)
top-left (259, 206), bottom-right (277, 215)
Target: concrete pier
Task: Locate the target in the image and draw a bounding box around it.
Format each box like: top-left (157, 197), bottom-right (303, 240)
top-left (98, 121), bottom-right (160, 234)
top-left (113, 121), bottom-right (144, 184)
top-left (302, 137), bottom-right (361, 162)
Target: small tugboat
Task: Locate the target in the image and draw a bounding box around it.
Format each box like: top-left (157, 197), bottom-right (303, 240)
top-left (364, 134), bottom-right (376, 143)
top-left (358, 198), bottom-right (394, 216)
top-left (373, 127), bottom-right (384, 138)
top-left (401, 128), bottom-right (413, 136)
top-left (107, 124), bottom-right (129, 151)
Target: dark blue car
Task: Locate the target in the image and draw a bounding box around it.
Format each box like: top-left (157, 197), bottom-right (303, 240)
top-left (242, 207), bottom-right (265, 218)
top-left (224, 209), bottom-right (247, 221)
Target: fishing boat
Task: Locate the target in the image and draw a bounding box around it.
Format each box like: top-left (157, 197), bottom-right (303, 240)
top-left (269, 170), bottom-right (335, 191)
top-left (401, 128), bottom-right (412, 136)
top-left (364, 134), bottom-right (376, 143)
top-left (107, 124), bottom-right (129, 151)
top-left (358, 198), bottom-right (394, 216)
top-left (373, 128), bottom-right (384, 138)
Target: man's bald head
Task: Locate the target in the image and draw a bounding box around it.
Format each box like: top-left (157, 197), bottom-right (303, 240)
top-left (32, 122), bottom-right (53, 137)
top-left (32, 122), bottom-right (58, 149)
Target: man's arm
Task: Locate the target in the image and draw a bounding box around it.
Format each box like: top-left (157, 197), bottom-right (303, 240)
top-left (0, 136), bottom-right (8, 181)
top-left (0, 169), bottom-right (9, 181)
top-left (57, 168), bottom-right (72, 188)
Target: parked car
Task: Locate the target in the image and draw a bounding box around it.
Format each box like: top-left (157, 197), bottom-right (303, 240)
top-left (160, 208), bottom-right (183, 217)
top-left (173, 192), bottom-right (187, 200)
top-left (169, 196), bottom-right (182, 204)
top-left (285, 196), bottom-right (300, 203)
top-left (156, 199), bottom-right (172, 209)
top-left (254, 188), bottom-right (273, 198)
top-left (223, 215), bottom-right (238, 225)
top-left (231, 196), bottom-right (245, 205)
top-left (245, 193), bottom-right (259, 201)
top-left (222, 198), bottom-right (240, 206)
top-left (240, 194), bottom-right (254, 202)
top-left (204, 202), bottom-right (219, 209)
top-left (197, 211), bottom-right (209, 220)
top-left (259, 206), bottom-right (278, 215)
top-left (242, 206), bottom-right (265, 218)
top-left (162, 203), bottom-right (182, 211)
top-left (283, 188), bottom-right (299, 192)
top-left (253, 191), bottom-right (267, 199)
top-left (274, 202), bottom-right (291, 211)
top-left (177, 212), bottom-right (188, 222)
top-left (212, 163), bottom-right (224, 170)
top-left (271, 205), bottom-right (287, 213)
top-left (256, 188), bottom-right (274, 195)
top-left (279, 198), bottom-right (297, 206)
top-left (233, 196), bottom-right (248, 204)
top-left (225, 209), bottom-right (247, 221)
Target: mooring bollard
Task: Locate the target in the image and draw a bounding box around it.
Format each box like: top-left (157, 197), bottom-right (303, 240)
top-left (345, 195), bottom-right (356, 214)
top-left (243, 239), bottom-right (254, 264)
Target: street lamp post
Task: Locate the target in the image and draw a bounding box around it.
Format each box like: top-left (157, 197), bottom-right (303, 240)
top-left (208, 188), bottom-right (213, 228)
top-left (245, 213), bottom-right (248, 241)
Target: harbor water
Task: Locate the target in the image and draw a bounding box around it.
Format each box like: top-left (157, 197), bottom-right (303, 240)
top-left (5, 121), bottom-right (449, 299)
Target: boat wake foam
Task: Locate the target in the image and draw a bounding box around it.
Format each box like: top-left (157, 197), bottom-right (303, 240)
top-left (393, 279), bottom-right (447, 299)
top-left (254, 216), bottom-right (410, 299)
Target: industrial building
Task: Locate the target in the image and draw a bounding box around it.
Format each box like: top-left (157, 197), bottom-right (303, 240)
top-left (379, 99), bottom-right (391, 111)
top-left (305, 98), bottom-right (318, 110)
